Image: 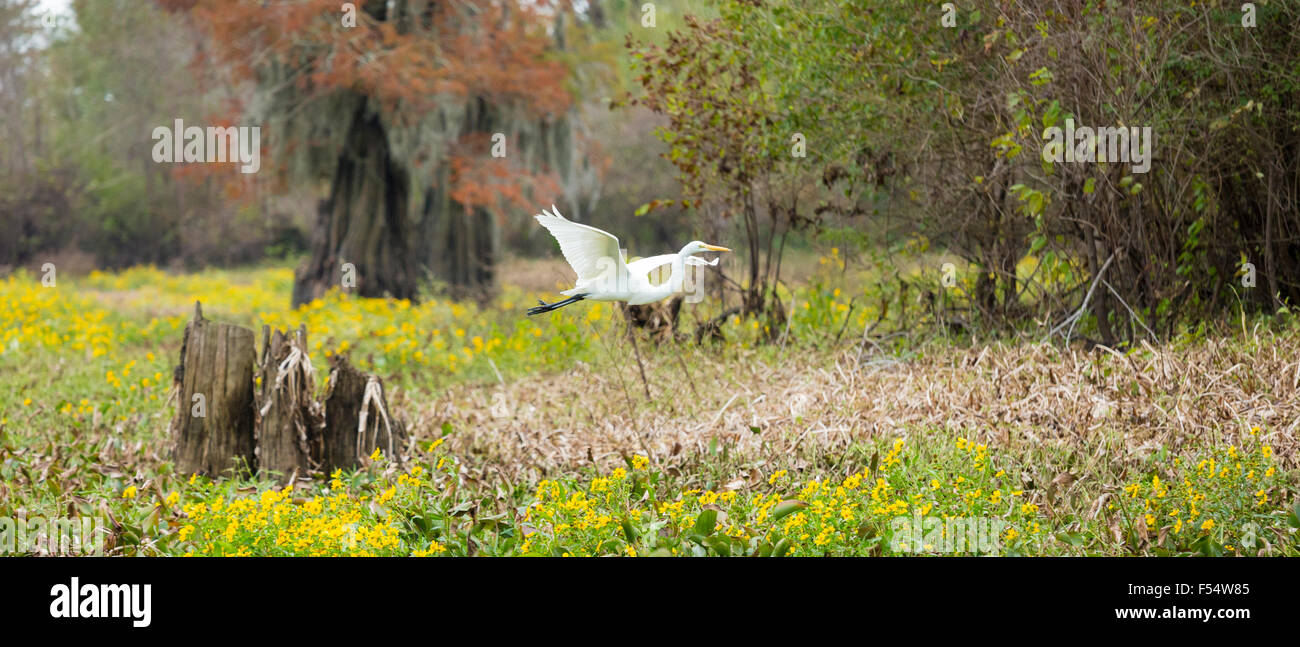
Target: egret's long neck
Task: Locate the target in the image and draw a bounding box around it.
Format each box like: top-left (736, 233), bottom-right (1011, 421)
top-left (669, 246), bottom-right (692, 294)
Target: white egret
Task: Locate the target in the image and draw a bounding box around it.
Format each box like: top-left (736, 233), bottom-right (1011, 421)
top-left (528, 205), bottom-right (730, 315)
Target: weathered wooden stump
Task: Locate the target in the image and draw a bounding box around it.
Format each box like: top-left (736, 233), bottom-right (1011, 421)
top-left (166, 303), bottom-right (408, 480)
top-left (621, 295), bottom-right (683, 342)
top-left (170, 302), bottom-right (257, 477)
top-left (321, 354), bottom-right (406, 472)
top-left (255, 325), bottom-right (324, 482)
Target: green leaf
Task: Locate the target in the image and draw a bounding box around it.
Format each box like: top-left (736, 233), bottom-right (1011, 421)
top-left (1192, 534), bottom-right (1224, 557)
top-left (693, 509), bottom-right (718, 537)
top-left (704, 535), bottom-right (731, 556)
top-left (771, 537), bottom-right (793, 557)
top-left (770, 500), bottom-right (807, 522)
top-left (1029, 235), bottom-right (1047, 254)
top-left (1042, 100), bottom-right (1061, 127)
top-left (634, 202), bottom-right (652, 216)
top-left (410, 515), bottom-right (429, 533)
top-left (1027, 192), bottom-right (1044, 215)
top-left (1083, 177), bottom-right (1096, 195)
top-left (1056, 531), bottom-right (1084, 547)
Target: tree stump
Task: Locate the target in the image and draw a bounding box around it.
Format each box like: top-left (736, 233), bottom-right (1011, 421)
top-left (170, 302), bottom-right (257, 477)
top-left (621, 296), bottom-right (683, 342)
top-left (320, 354), bottom-right (406, 472)
top-left (255, 325), bottom-right (324, 482)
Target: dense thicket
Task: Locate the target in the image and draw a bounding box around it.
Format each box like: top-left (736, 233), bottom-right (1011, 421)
top-left (632, 0), bottom-right (1300, 343)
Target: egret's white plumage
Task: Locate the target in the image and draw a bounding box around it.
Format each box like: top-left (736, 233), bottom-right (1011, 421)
top-left (529, 205), bottom-right (729, 315)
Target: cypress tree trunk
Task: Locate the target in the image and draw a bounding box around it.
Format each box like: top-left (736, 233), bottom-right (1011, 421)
top-left (293, 97), bottom-right (580, 307)
top-left (293, 103), bottom-right (417, 307)
top-left (415, 100), bottom-right (506, 301)
top-left (423, 201), bottom-right (497, 300)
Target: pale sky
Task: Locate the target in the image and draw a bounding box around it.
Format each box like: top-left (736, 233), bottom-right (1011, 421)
top-left (36, 0), bottom-right (73, 27)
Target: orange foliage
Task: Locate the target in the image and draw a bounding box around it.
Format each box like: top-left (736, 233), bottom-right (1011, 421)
top-left (163, 0), bottom-right (571, 115)
top-left (447, 133), bottom-right (562, 218)
top-left (166, 115), bottom-right (262, 202)
top-left (161, 0), bottom-right (573, 212)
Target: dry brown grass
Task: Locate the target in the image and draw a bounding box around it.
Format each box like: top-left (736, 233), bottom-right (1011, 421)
top-left (496, 256), bottom-right (581, 295)
top-left (395, 324), bottom-right (1300, 491)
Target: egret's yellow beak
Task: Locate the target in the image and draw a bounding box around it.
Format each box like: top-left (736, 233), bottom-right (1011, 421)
top-left (703, 244), bottom-right (732, 252)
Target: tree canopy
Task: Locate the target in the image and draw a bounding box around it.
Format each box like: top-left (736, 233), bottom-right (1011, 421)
top-left (161, 0), bottom-right (589, 303)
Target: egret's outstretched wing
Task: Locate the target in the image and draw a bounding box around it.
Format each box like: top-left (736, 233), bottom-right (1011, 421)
top-left (535, 206), bottom-right (623, 282)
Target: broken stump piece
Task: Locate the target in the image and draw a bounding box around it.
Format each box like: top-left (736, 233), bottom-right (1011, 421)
top-left (255, 325), bottom-right (324, 482)
top-left (320, 354), bottom-right (407, 472)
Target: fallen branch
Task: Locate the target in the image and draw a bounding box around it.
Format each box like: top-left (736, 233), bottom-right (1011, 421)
top-left (1047, 252), bottom-right (1115, 344)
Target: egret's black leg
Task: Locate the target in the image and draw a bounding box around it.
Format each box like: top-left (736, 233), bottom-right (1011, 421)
top-left (527, 294), bottom-right (589, 316)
